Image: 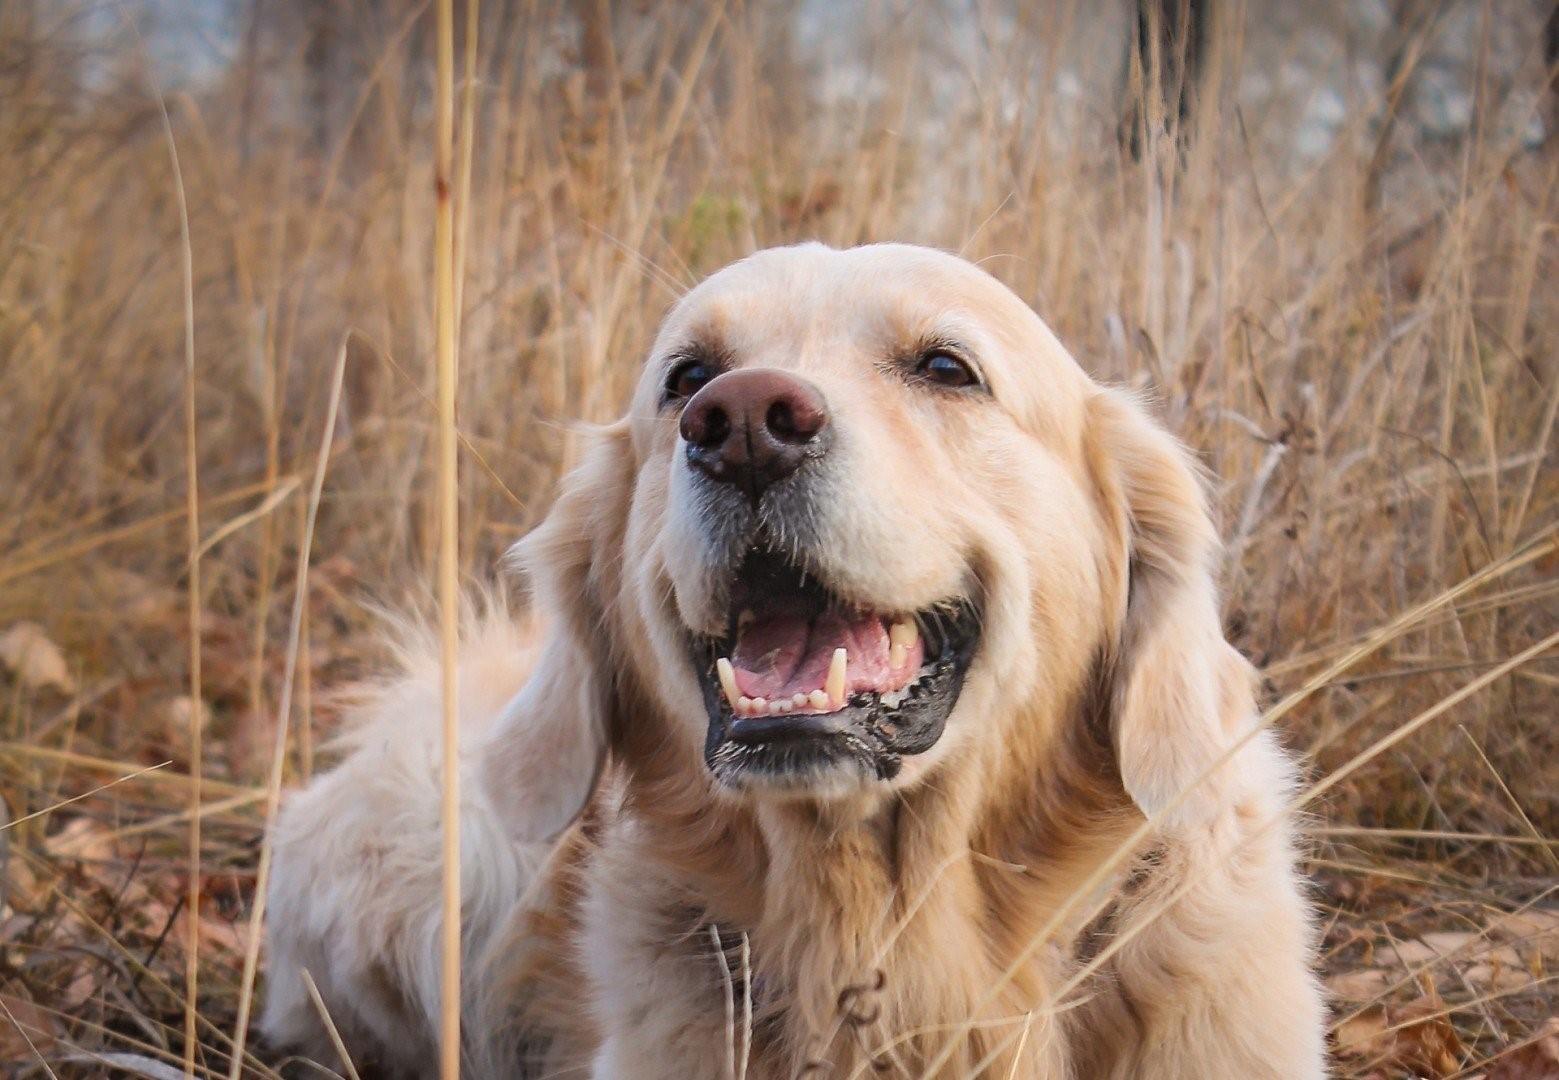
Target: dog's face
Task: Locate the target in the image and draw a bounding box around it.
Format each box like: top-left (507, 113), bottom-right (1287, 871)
top-left (611, 244), bottom-right (1116, 799)
top-left (498, 243), bottom-right (1246, 827)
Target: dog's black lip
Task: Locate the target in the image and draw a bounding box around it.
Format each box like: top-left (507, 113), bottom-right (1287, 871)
top-left (693, 548), bottom-right (981, 784)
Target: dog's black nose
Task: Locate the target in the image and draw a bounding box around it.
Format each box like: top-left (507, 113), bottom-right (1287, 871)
top-left (680, 368), bottom-right (830, 500)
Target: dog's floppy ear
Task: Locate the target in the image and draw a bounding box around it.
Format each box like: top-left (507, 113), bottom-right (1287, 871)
top-left (1088, 390), bottom-right (1257, 830)
top-left (478, 422), bottom-right (631, 843)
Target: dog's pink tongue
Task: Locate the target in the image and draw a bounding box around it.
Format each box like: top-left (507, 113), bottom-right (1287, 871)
top-left (731, 610), bottom-right (894, 701)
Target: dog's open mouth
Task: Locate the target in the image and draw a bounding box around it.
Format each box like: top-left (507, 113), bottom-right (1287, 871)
top-left (695, 548), bottom-right (981, 788)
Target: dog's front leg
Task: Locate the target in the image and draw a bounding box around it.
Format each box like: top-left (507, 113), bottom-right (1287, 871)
top-left (585, 928), bottom-right (773, 1080)
top-left (1091, 789), bottom-right (1327, 1078)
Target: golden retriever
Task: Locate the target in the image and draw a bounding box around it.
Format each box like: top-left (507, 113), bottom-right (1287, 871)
top-left (261, 243), bottom-right (1325, 1078)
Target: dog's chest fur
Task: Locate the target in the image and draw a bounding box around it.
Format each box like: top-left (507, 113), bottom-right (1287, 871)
top-left (574, 781), bottom-right (1079, 1078)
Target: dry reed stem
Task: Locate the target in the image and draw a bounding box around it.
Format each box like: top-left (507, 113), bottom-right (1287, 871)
top-left (433, 0), bottom-right (465, 1075)
top-left (225, 338), bottom-right (351, 1079)
top-left (299, 969), bottom-right (362, 1080)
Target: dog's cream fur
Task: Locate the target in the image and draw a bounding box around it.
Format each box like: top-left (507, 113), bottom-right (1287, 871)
top-left (262, 244), bottom-right (1326, 1078)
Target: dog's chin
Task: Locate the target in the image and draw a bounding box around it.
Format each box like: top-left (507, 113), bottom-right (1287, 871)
top-left (685, 548), bottom-right (981, 799)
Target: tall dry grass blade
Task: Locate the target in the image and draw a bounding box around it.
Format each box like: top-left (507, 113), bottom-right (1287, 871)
top-left (433, 0), bottom-right (464, 1075)
top-left (1456, 724), bottom-right (1559, 874)
top-left (0, 992), bottom-right (61, 1080)
top-left (124, 22), bottom-right (205, 1072)
top-left (300, 969), bottom-right (363, 1080)
top-left (1297, 629), bottom-right (1559, 810)
top-left (453, 0), bottom-right (479, 344)
top-left (0, 743), bottom-right (254, 800)
top-left (0, 760), bottom-right (169, 833)
top-left (226, 337), bottom-right (352, 1079)
top-left (0, 479), bottom-right (295, 591)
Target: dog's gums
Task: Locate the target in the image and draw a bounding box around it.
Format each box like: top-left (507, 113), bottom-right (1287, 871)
top-left (692, 547), bottom-right (981, 786)
top-left (714, 616), bottom-right (920, 717)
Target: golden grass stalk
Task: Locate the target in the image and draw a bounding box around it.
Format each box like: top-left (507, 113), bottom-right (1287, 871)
top-left (300, 969), bottom-right (363, 1080)
top-left (0, 761), bottom-right (169, 833)
top-left (226, 337), bottom-right (352, 1079)
top-left (0, 993), bottom-right (60, 1079)
top-left (137, 34), bottom-right (203, 1076)
top-left (433, 0), bottom-right (465, 1075)
top-left (0, 742), bottom-right (254, 800)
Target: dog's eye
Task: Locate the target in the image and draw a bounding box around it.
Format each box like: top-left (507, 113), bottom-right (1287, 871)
top-left (664, 359), bottom-right (717, 403)
top-left (916, 349), bottom-right (979, 389)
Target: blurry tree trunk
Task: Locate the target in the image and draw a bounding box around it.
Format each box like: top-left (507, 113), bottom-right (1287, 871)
top-left (1364, 0), bottom-right (1433, 215)
top-left (304, 3), bottom-right (337, 153)
top-left (1547, 1), bottom-right (1558, 147)
top-left (237, 0), bottom-right (263, 162)
top-left (1122, 0), bottom-right (1212, 158)
top-left (580, 0), bottom-right (613, 102)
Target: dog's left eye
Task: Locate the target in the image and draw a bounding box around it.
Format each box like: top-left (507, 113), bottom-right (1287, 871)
top-left (916, 349), bottom-right (980, 389)
top-left (664, 359), bottom-right (717, 403)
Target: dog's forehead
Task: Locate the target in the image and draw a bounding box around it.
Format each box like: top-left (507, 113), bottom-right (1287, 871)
top-left (654, 243), bottom-right (1034, 357)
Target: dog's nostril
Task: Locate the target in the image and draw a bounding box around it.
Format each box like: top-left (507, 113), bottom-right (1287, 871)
top-left (766, 395), bottom-right (826, 444)
top-left (767, 401), bottom-right (795, 439)
top-left (699, 406), bottom-right (730, 448)
top-left (682, 399), bottom-right (731, 449)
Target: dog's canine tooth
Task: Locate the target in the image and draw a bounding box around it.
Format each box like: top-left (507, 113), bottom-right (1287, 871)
top-left (808, 689), bottom-right (830, 710)
top-left (826, 647), bottom-right (847, 706)
top-left (716, 657), bottom-right (741, 710)
top-left (889, 619), bottom-right (918, 670)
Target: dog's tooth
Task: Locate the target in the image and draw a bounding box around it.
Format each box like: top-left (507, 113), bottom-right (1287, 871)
top-left (792, 692), bottom-right (809, 708)
top-left (826, 647), bottom-right (847, 706)
top-left (737, 696), bottom-right (753, 715)
top-left (716, 657), bottom-right (741, 710)
top-left (808, 689), bottom-right (830, 710)
top-left (776, 699), bottom-right (793, 714)
top-left (767, 699), bottom-right (786, 715)
top-left (751, 697), bottom-right (767, 712)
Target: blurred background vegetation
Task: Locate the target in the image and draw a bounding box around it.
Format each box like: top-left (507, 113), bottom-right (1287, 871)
top-left (0, 1), bottom-right (1555, 1075)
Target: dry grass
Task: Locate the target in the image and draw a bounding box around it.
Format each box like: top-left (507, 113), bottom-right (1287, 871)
top-left (0, 1), bottom-right (1555, 1076)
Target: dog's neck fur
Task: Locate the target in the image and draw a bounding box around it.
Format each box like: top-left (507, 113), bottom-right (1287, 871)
top-left (610, 672), bottom-right (1136, 1076)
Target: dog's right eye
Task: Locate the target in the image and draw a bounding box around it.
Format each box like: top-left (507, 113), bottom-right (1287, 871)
top-left (664, 359), bottom-right (717, 404)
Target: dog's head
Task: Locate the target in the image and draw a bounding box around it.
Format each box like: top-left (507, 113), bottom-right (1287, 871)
top-left (486, 244), bottom-right (1252, 832)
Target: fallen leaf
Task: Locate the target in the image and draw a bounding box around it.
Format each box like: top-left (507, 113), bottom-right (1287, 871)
top-left (1333, 999), bottom-right (1465, 1078)
top-left (1486, 1018), bottom-right (1559, 1080)
top-left (0, 622), bottom-right (75, 694)
top-left (1336, 1006), bottom-right (1391, 1057)
top-left (0, 991), bottom-right (57, 1060)
top-left (1328, 967), bottom-right (1394, 1001)
top-left (1497, 910), bottom-right (1559, 964)
top-left (44, 816), bottom-right (116, 863)
top-left (1463, 960), bottom-right (1537, 992)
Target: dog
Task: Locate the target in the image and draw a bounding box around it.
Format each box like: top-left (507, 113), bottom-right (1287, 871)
top-left (261, 243), bottom-right (1326, 1078)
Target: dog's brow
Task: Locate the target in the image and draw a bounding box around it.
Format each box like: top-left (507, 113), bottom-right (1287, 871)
top-left (663, 335), bottom-right (732, 371)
